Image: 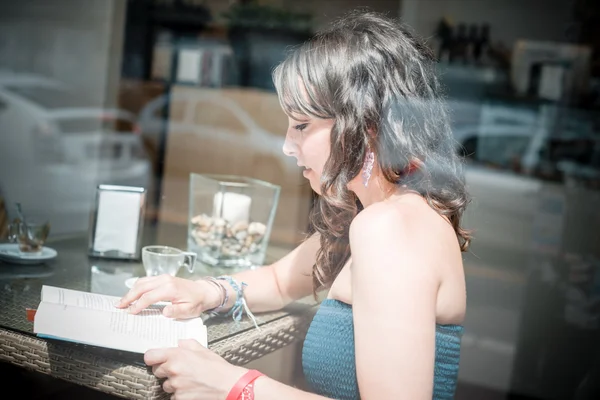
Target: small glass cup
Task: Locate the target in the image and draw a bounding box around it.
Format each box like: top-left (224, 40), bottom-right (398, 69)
top-left (141, 245), bottom-right (197, 277)
top-left (7, 219), bottom-right (50, 254)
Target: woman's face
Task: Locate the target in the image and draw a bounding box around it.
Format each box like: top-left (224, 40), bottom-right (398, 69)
top-left (282, 114), bottom-right (334, 194)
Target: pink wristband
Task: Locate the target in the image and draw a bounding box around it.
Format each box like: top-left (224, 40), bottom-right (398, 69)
top-left (226, 369), bottom-right (264, 400)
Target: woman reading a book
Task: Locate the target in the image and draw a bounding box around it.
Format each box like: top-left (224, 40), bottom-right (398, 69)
top-left (119, 10), bottom-right (470, 400)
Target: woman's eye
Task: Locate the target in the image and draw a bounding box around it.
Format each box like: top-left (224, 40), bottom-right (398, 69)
top-left (294, 123), bottom-right (308, 132)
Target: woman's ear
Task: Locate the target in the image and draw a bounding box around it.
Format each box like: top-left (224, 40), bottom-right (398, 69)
top-left (366, 127), bottom-right (377, 139)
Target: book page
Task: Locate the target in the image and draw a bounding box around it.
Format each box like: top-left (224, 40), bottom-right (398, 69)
top-left (41, 285), bottom-right (122, 311)
top-left (34, 302), bottom-right (207, 353)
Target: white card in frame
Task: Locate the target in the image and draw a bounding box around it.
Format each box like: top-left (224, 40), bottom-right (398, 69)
top-left (88, 185), bottom-right (146, 260)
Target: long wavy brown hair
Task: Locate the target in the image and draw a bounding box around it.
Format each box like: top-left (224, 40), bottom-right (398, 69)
top-left (272, 10), bottom-right (472, 292)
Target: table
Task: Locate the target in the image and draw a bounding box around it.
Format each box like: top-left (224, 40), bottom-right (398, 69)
top-left (0, 222), bottom-right (318, 399)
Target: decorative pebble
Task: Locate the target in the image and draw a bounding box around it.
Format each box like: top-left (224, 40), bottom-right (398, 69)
top-left (189, 214), bottom-right (267, 257)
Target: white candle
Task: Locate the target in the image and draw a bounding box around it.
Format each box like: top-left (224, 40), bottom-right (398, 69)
top-left (213, 192), bottom-right (251, 224)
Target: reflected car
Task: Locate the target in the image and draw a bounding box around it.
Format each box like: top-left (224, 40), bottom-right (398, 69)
top-left (137, 90), bottom-right (297, 180)
top-left (0, 71), bottom-right (151, 235)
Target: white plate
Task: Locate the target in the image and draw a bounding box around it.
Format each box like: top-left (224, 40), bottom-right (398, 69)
top-left (0, 243), bottom-right (57, 265)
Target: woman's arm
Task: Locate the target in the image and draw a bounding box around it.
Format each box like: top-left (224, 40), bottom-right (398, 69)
top-left (120, 234), bottom-right (319, 316)
top-left (213, 234), bottom-right (320, 313)
top-left (252, 376), bottom-right (328, 400)
top-left (349, 203), bottom-right (443, 400)
top-left (144, 339), bottom-right (331, 400)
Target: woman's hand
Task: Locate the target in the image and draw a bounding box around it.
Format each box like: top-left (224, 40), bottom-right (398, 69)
top-left (116, 274), bottom-right (220, 318)
top-left (145, 339), bottom-right (247, 399)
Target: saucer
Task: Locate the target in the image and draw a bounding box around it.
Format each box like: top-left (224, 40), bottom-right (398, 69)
top-left (0, 243), bottom-right (57, 265)
top-left (124, 277), bottom-right (170, 306)
top-left (125, 277), bottom-right (138, 288)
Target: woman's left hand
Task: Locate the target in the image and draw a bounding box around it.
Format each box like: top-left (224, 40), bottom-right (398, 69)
top-left (145, 339), bottom-right (247, 399)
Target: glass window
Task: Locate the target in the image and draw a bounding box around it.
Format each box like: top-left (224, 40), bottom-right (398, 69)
top-left (1, 2), bottom-right (600, 399)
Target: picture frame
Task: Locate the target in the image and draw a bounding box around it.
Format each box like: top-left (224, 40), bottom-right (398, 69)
top-left (88, 185), bottom-right (147, 260)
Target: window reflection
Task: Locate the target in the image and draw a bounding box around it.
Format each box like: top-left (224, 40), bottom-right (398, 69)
top-left (1, 0), bottom-right (599, 399)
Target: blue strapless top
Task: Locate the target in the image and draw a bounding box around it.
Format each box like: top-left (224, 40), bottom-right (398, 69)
top-left (302, 299), bottom-right (463, 399)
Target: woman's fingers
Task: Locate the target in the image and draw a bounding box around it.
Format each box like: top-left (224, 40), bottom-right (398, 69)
top-left (117, 275), bottom-right (162, 307)
top-left (163, 303), bottom-right (199, 319)
top-left (145, 349), bottom-right (171, 368)
top-left (162, 378), bottom-right (175, 394)
top-left (128, 285), bottom-right (175, 314)
top-left (118, 275), bottom-right (174, 311)
top-left (117, 275), bottom-right (207, 317)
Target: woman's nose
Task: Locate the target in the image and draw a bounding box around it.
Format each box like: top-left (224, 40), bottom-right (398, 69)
top-left (282, 136), bottom-right (296, 157)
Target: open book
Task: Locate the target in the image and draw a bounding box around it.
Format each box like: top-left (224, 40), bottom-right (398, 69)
top-left (32, 285), bottom-right (207, 354)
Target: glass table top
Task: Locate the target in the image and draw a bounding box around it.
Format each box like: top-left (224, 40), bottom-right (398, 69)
top-left (0, 220), bottom-right (302, 363)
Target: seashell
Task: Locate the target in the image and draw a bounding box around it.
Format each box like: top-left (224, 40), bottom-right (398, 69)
top-left (231, 221), bottom-right (249, 234)
top-left (191, 214), bottom-right (213, 231)
top-left (248, 222), bottom-right (266, 236)
top-left (213, 218), bottom-right (227, 227)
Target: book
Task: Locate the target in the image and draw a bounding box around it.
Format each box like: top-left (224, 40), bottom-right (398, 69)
top-left (32, 285), bottom-right (207, 354)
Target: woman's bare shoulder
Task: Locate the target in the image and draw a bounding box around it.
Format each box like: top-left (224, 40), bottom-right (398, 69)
top-left (352, 196), bottom-right (448, 235)
top-left (350, 196), bottom-right (460, 264)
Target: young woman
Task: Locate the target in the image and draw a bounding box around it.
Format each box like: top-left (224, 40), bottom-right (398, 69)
top-left (118, 10), bottom-right (471, 400)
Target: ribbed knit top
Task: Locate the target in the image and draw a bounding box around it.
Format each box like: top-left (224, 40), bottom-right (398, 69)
top-left (302, 299), bottom-right (463, 399)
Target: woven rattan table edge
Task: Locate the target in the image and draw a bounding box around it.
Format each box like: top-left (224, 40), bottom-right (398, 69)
top-left (210, 307), bottom-right (316, 366)
top-left (0, 307), bottom-right (316, 399)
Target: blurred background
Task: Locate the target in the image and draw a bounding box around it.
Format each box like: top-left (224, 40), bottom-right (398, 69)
top-left (1, 0), bottom-right (599, 399)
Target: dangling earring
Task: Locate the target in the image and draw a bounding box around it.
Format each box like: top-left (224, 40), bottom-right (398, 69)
top-left (362, 150), bottom-right (375, 187)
